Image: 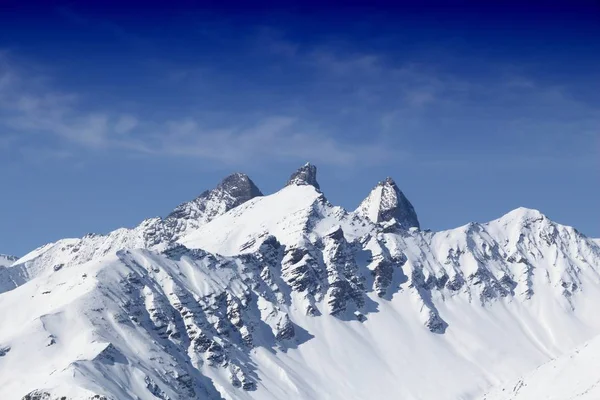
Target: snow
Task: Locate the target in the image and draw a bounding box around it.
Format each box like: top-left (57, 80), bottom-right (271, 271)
top-left (2, 235), bottom-right (600, 399)
top-left (0, 254), bottom-right (17, 268)
top-left (1, 166), bottom-right (600, 400)
top-left (181, 184), bottom-right (371, 256)
top-left (356, 183), bottom-right (383, 223)
top-left (3, 174), bottom-right (262, 295)
top-left (481, 334), bottom-right (600, 400)
top-left (354, 177), bottom-right (419, 228)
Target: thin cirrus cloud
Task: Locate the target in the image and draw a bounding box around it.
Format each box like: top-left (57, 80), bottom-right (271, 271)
top-left (155, 117), bottom-right (393, 166)
top-left (1, 37), bottom-right (597, 170)
top-left (0, 52), bottom-right (390, 167)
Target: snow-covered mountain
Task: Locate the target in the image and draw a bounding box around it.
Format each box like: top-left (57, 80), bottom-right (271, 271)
top-left (354, 177), bottom-right (420, 228)
top-left (0, 173), bottom-right (262, 294)
top-left (1, 163), bottom-right (599, 400)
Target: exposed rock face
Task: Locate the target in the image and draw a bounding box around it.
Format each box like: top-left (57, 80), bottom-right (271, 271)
top-left (286, 162), bottom-right (320, 190)
top-left (355, 177), bottom-right (420, 229)
top-left (22, 391), bottom-right (109, 400)
top-left (322, 226), bottom-right (365, 316)
top-left (167, 172), bottom-right (263, 225)
top-left (148, 172), bottom-right (263, 246)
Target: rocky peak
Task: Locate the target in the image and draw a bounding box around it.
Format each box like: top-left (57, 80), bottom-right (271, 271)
top-left (167, 173), bottom-right (263, 221)
top-left (286, 162), bottom-right (320, 190)
top-left (355, 177), bottom-right (420, 229)
top-left (214, 172), bottom-right (264, 206)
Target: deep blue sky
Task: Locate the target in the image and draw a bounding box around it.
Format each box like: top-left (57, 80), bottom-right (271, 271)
top-left (0, 1), bottom-right (599, 256)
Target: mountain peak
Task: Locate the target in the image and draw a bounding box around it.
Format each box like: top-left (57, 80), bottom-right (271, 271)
top-left (496, 207), bottom-right (546, 225)
top-left (286, 162), bottom-right (320, 190)
top-left (216, 172), bottom-right (263, 202)
top-left (383, 176), bottom-right (396, 185)
top-left (167, 172), bottom-right (262, 221)
top-left (355, 177), bottom-right (420, 229)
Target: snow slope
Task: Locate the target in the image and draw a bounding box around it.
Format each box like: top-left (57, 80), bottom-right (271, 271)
top-left (481, 334), bottom-right (600, 400)
top-left (1, 164), bottom-right (600, 400)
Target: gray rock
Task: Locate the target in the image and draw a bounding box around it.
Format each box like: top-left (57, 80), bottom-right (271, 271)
top-left (356, 177), bottom-right (420, 229)
top-left (286, 162), bottom-right (320, 190)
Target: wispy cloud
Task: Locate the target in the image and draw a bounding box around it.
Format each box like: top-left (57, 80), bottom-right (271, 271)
top-left (0, 53), bottom-right (389, 167)
top-left (2, 31), bottom-right (597, 171)
top-left (151, 116), bottom-right (391, 166)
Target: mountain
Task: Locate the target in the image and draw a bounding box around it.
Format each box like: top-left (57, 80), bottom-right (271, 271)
top-left (1, 164), bottom-right (600, 400)
top-left (0, 173), bottom-right (262, 294)
top-left (285, 162), bottom-right (320, 190)
top-left (481, 334), bottom-right (600, 399)
top-left (354, 177), bottom-right (420, 229)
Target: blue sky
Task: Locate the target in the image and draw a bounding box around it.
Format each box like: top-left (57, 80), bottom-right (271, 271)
top-left (0, 1), bottom-right (599, 256)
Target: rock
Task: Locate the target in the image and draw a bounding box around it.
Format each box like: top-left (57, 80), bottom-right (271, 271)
top-left (355, 177), bottom-right (420, 229)
top-left (275, 313), bottom-right (295, 340)
top-left (0, 345), bottom-right (10, 357)
top-left (286, 162), bottom-right (320, 190)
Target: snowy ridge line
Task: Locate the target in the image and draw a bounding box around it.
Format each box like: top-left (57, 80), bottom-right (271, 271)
top-left (0, 173), bottom-right (263, 295)
top-left (1, 163), bottom-right (600, 400)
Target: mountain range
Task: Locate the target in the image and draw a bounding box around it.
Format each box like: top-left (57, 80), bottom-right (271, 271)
top-left (1, 163), bottom-right (599, 400)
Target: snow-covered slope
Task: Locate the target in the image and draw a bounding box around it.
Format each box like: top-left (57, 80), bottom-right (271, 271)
top-left (481, 334), bottom-right (600, 400)
top-left (0, 173), bottom-right (262, 294)
top-left (1, 164), bottom-right (600, 400)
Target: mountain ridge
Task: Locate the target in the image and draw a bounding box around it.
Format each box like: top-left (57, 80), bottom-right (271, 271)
top-left (1, 163), bottom-right (599, 400)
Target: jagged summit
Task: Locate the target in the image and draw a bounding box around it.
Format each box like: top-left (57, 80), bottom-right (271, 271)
top-left (355, 177), bottom-right (420, 229)
top-left (216, 172), bottom-right (263, 199)
top-left (167, 172), bottom-right (262, 221)
top-left (286, 162), bottom-right (320, 190)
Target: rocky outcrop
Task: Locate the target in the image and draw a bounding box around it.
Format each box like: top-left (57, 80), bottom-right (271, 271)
top-left (286, 162), bottom-right (320, 190)
top-left (322, 226), bottom-right (365, 315)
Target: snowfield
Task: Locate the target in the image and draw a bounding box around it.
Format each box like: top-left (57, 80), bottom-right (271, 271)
top-left (481, 334), bottom-right (600, 400)
top-left (1, 163), bottom-right (599, 400)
